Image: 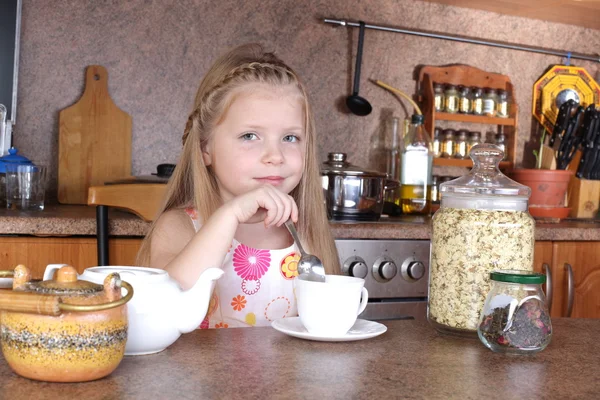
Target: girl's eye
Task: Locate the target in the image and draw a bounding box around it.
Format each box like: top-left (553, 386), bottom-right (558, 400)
top-left (283, 135), bottom-right (300, 143)
top-left (240, 132), bottom-right (258, 141)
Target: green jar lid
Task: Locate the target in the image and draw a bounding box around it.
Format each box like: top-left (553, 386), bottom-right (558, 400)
top-left (490, 270), bottom-right (546, 284)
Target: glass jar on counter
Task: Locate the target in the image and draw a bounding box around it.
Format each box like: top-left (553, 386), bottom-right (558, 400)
top-left (0, 148), bottom-right (34, 208)
top-left (467, 131), bottom-right (481, 156)
top-left (478, 270), bottom-right (552, 354)
top-left (432, 127), bottom-right (442, 158)
top-left (428, 144), bottom-right (535, 337)
top-left (497, 89), bottom-right (509, 118)
top-left (483, 88), bottom-right (498, 117)
top-left (458, 86), bottom-right (472, 114)
top-left (433, 83), bottom-right (444, 112)
top-left (444, 84), bottom-right (459, 114)
top-left (441, 129), bottom-right (455, 158)
top-left (471, 87), bottom-right (484, 115)
top-left (453, 130), bottom-right (469, 159)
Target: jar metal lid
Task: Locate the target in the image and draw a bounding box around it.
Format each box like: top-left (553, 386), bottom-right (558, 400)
top-left (490, 270), bottom-right (546, 284)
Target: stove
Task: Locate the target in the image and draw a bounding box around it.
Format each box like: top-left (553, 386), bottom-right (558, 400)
top-left (335, 239), bottom-right (430, 321)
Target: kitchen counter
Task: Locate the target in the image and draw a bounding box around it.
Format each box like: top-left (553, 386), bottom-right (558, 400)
top-left (0, 318), bottom-right (598, 399)
top-left (0, 204), bottom-right (599, 241)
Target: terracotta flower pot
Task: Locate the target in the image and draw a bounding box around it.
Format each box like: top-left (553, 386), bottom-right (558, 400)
top-left (510, 169), bottom-right (574, 207)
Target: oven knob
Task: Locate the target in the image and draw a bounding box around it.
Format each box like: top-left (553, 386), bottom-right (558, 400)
top-left (407, 261), bottom-right (425, 280)
top-left (348, 261), bottom-right (368, 278)
top-left (377, 261), bottom-right (397, 281)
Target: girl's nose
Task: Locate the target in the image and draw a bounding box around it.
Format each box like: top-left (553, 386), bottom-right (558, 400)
top-left (262, 142), bottom-right (284, 165)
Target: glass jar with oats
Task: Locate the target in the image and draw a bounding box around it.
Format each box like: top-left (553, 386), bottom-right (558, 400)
top-left (428, 144), bottom-right (535, 337)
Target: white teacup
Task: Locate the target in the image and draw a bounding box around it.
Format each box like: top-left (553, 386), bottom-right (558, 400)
top-left (295, 274), bottom-right (368, 336)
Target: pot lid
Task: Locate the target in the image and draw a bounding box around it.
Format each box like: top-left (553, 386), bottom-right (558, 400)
top-left (441, 144), bottom-right (531, 199)
top-left (0, 147), bottom-right (33, 173)
top-left (321, 152), bottom-right (387, 178)
top-left (26, 266), bottom-right (103, 295)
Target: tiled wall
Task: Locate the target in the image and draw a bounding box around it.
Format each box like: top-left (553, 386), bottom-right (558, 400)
top-left (14, 0), bottom-right (600, 199)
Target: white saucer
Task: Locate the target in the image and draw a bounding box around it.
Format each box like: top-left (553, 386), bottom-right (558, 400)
top-left (271, 317), bottom-right (387, 342)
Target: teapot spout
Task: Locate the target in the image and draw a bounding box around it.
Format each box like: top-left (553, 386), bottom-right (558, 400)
top-left (176, 268), bottom-right (224, 334)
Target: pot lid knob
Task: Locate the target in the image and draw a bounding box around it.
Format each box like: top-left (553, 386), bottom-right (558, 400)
top-left (328, 152), bottom-right (347, 162)
top-left (56, 266), bottom-right (78, 283)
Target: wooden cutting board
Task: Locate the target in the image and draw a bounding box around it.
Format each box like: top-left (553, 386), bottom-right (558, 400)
top-left (58, 65), bottom-right (132, 204)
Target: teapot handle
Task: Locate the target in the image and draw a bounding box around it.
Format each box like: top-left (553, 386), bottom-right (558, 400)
top-left (0, 291), bottom-right (61, 316)
top-left (0, 281), bottom-right (134, 316)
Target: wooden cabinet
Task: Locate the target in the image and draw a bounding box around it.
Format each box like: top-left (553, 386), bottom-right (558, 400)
top-left (0, 237), bottom-right (143, 279)
top-left (418, 65), bottom-right (518, 169)
top-left (534, 241), bottom-right (600, 318)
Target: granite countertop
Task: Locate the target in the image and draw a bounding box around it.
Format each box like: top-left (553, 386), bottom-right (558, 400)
top-left (0, 204), bottom-right (599, 241)
top-left (0, 318), bottom-right (598, 399)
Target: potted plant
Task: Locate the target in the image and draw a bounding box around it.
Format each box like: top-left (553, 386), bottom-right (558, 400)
top-left (510, 129), bottom-right (574, 219)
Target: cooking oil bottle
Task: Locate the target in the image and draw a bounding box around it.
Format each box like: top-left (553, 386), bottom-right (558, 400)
top-left (400, 114), bottom-right (433, 214)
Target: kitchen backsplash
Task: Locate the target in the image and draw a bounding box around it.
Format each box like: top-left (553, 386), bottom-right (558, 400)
top-left (14, 0), bottom-right (600, 200)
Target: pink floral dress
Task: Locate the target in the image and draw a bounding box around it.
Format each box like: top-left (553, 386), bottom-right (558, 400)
top-left (185, 208), bottom-right (300, 329)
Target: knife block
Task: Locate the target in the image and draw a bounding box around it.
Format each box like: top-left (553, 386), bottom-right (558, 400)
top-left (567, 177), bottom-right (600, 218)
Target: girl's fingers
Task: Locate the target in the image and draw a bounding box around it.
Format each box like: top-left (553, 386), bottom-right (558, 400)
top-left (262, 187), bottom-right (285, 227)
top-left (290, 196), bottom-right (299, 223)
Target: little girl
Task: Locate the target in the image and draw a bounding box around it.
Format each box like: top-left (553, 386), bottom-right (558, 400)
top-left (136, 43), bottom-right (340, 328)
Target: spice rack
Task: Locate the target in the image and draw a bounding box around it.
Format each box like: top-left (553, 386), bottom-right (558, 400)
top-left (418, 65), bottom-right (518, 169)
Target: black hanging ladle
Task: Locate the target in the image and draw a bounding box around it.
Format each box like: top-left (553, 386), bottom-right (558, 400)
top-left (346, 21), bottom-right (372, 116)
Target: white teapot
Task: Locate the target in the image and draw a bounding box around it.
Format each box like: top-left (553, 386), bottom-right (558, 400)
top-left (43, 264), bottom-right (224, 355)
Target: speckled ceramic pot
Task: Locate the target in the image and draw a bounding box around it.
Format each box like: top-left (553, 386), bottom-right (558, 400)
top-left (0, 265), bottom-right (133, 382)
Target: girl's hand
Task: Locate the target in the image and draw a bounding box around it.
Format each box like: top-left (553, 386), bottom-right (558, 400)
top-left (225, 185), bottom-right (299, 227)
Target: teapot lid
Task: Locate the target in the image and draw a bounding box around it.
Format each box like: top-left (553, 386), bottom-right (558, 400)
top-left (321, 152), bottom-right (387, 178)
top-left (25, 266), bottom-right (103, 295)
top-left (0, 147), bottom-right (34, 173)
top-left (441, 144), bottom-right (531, 199)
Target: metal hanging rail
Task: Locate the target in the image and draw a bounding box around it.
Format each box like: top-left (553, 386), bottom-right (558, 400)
top-left (324, 19), bottom-right (600, 63)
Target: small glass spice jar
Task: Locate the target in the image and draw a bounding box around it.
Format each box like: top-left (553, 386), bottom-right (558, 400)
top-left (430, 175), bottom-right (440, 203)
top-left (478, 270), bottom-right (552, 354)
top-left (467, 131), bottom-right (481, 156)
top-left (471, 87), bottom-right (484, 115)
top-left (458, 86), bottom-right (472, 114)
top-left (433, 83), bottom-right (444, 112)
top-left (497, 89), bottom-right (509, 118)
top-left (444, 84), bottom-right (459, 113)
top-left (494, 130), bottom-right (507, 160)
top-left (441, 129), bottom-right (455, 158)
top-left (453, 130), bottom-right (469, 159)
top-left (432, 127), bottom-right (442, 158)
top-left (483, 88), bottom-right (498, 117)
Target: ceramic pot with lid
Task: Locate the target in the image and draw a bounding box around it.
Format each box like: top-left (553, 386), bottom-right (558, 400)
top-left (321, 152), bottom-right (398, 221)
top-left (0, 265), bottom-right (133, 382)
top-left (428, 144), bottom-right (535, 337)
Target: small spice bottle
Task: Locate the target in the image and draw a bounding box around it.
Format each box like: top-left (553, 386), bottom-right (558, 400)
top-left (453, 130), bottom-right (469, 159)
top-left (483, 88), bottom-right (498, 117)
top-left (458, 86), bottom-right (472, 114)
top-left (433, 83), bottom-right (444, 112)
top-left (430, 175), bottom-right (440, 203)
top-left (494, 130), bottom-right (507, 160)
top-left (443, 84), bottom-right (459, 114)
top-left (441, 129), bottom-right (455, 158)
top-left (478, 270), bottom-right (552, 354)
top-left (471, 87), bottom-right (484, 115)
top-left (432, 127), bottom-right (442, 158)
top-left (467, 131), bottom-right (481, 156)
top-left (497, 89), bottom-right (509, 118)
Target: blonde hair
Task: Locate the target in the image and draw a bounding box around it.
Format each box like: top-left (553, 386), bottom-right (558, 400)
top-left (136, 43), bottom-right (340, 275)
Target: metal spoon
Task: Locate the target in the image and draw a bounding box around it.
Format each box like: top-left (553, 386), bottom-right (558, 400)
top-left (284, 220), bottom-right (326, 283)
top-left (346, 21), bottom-right (372, 116)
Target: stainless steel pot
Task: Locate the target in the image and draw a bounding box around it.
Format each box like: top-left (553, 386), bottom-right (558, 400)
top-left (321, 153), bottom-right (398, 221)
